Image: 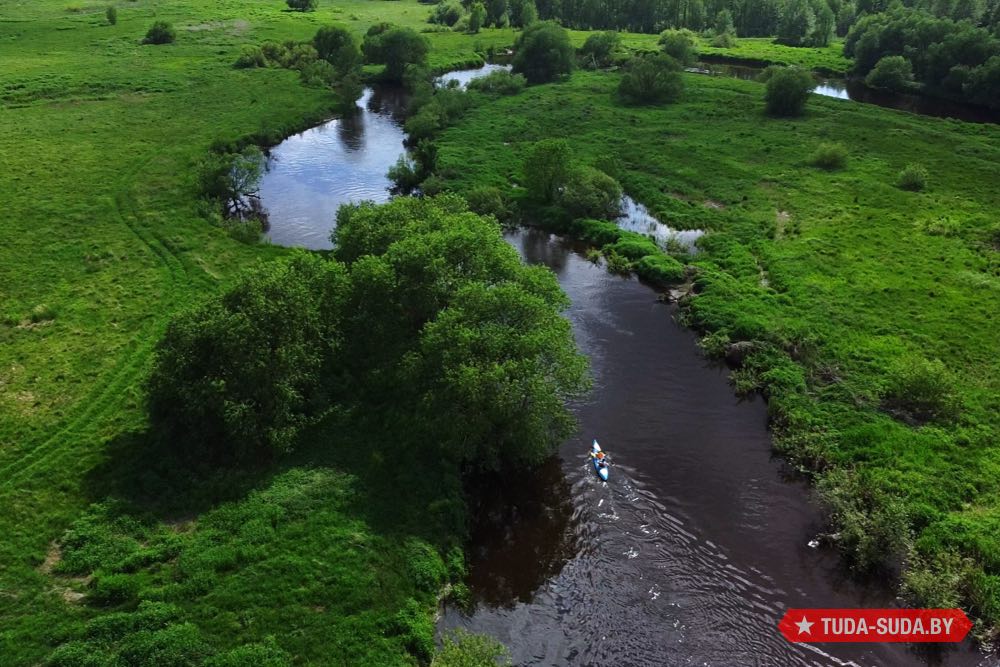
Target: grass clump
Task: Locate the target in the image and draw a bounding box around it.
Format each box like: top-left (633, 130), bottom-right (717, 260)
top-left (897, 162), bottom-right (928, 191)
top-left (881, 356), bottom-right (960, 424)
top-left (234, 45), bottom-right (267, 69)
top-left (634, 253), bottom-right (686, 285)
top-left (808, 142), bottom-right (847, 170)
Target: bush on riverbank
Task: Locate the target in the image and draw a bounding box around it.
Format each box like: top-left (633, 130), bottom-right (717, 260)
top-left (762, 65), bottom-right (815, 116)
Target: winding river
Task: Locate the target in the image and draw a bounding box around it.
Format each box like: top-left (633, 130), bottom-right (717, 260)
top-left (259, 65), bottom-right (994, 666)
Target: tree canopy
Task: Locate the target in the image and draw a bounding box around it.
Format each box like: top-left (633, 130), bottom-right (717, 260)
top-left (363, 25), bottom-right (430, 82)
top-left (512, 21), bottom-right (575, 83)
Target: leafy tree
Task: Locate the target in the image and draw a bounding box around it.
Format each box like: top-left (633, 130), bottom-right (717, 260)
top-left (519, 0), bottom-right (538, 25)
top-left (714, 8), bottom-right (736, 35)
top-left (618, 52), bottom-right (684, 104)
top-left (142, 21), bottom-right (176, 45)
top-left (429, 2), bottom-right (464, 26)
top-left (485, 0), bottom-right (509, 26)
top-left (432, 630), bottom-right (512, 667)
top-left (512, 21), bottom-right (574, 83)
top-left (578, 31), bottom-right (621, 69)
top-left (523, 138), bottom-right (571, 202)
top-left (363, 26), bottom-right (430, 81)
top-left (811, 0), bottom-right (835, 45)
top-left (778, 0), bottom-right (816, 45)
top-left (148, 253), bottom-right (347, 462)
top-left (286, 0), bottom-right (317, 11)
top-left (469, 1), bottom-right (487, 32)
top-left (198, 147), bottom-right (266, 219)
top-left (313, 25), bottom-right (361, 77)
top-left (106, 6), bottom-right (117, 25)
top-left (763, 66), bottom-right (815, 116)
top-left (865, 54), bottom-right (914, 90)
top-left (560, 166), bottom-right (623, 218)
top-left (964, 55), bottom-right (1000, 107)
top-left (658, 28), bottom-right (699, 65)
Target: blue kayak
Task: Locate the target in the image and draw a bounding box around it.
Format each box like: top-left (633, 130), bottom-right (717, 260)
top-left (591, 439), bottom-right (609, 481)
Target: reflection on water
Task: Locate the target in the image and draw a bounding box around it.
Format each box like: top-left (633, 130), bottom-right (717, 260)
top-left (436, 62), bottom-right (511, 89)
top-left (691, 61), bottom-right (1000, 124)
top-left (618, 195), bottom-right (704, 251)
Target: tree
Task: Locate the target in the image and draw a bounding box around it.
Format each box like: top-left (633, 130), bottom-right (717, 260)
top-left (964, 55), bottom-right (1000, 108)
top-left (578, 31), bottom-right (621, 69)
top-left (810, 0), bottom-right (835, 45)
top-left (523, 138), bottom-right (571, 202)
top-left (778, 0), bottom-right (816, 45)
top-left (286, 0), bottom-right (317, 11)
top-left (469, 1), bottom-right (487, 32)
top-left (142, 21), bottom-right (175, 45)
top-left (106, 6), bottom-right (117, 25)
top-left (714, 8), bottom-right (736, 35)
top-left (763, 66), bottom-right (815, 116)
top-left (313, 25), bottom-right (361, 77)
top-left (520, 0), bottom-right (538, 25)
top-left (560, 166), bottom-right (623, 218)
top-left (198, 146), bottom-right (267, 219)
top-left (618, 52), bottom-right (684, 104)
top-left (429, 2), bottom-right (464, 26)
top-left (363, 26), bottom-right (430, 81)
top-left (512, 21), bottom-right (574, 83)
top-left (658, 28), bottom-right (699, 65)
top-left (148, 253), bottom-right (347, 463)
top-left (485, 0), bottom-right (509, 26)
top-left (865, 55), bottom-right (914, 90)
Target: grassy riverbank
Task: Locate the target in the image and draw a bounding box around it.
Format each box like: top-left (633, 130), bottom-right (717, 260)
top-left (0, 0), bottom-right (518, 664)
top-left (432, 71), bottom-right (1000, 634)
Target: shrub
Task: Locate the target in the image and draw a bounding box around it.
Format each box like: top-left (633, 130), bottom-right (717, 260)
top-left (142, 21), bottom-right (175, 45)
top-left (286, 0), bottom-right (317, 11)
top-left (432, 630), bottom-right (511, 667)
top-left (389, 599), bottom-right (435, 663)
top-left (882, 356), bottom-right (958, 423)
top-left (604, 234), bottom-right (660, 261)
top-left (897, 162), bottom-right (928, 192)
top-left (206, 638), bottom-right (293, 666)
top-left (560, 167), bottom-right (622, 219)
top-left (117, 623), bottom-right (213, 666)
top-left (405, 539), bottom-right (447, 593)
top-left (429, 2), bottom-right (463, 26)
top-left (604, 251), bottom-right (631, 274)
top-left (284, 43), bottom-right (319, 70)
top-left (106, 6), bottom-right (117, 25)
top-left (523, 138), bottom-right (571, 203)
top-left (657, 28), bottom-right (698, 65)
top-left (808, 142), bottom-right (848, 170)
top-left (578, 31), bottom-right (621, 69)
top-left (299, 59), bottom-right (337, 87)
top-left (466, 69), bottom-right (526, 95)
top-left (512, 21), bottom-right (574, 84)
top-left (89, 573), bottom-right (139, 606)
top-left (464, 186), bottom-right (510, 220)
top-left (235, 46), bottom-right (267, 69)
top-left (148, 253), bottom-right (347, 462)
top-left (313, 25), bottom-right (361, 77)
top-left (865, 55), bottom-right (913, 92)
top-left (568, 218), bottom-right (622, 245)
top-left (763, 66), bottom-right (815, 117)
top-left (618, 53), bottom-right (684, 105)
top-left (710, 31), bottom-right (736, 47)
top-left (260, 41), bottom-right (288, 65)
top-left (388, 155), bottom-right (424, 194)
top-left (634, 254), bottom-right (686, 284)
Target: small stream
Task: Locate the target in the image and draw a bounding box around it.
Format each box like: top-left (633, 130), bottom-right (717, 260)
top-left (258, 65), bottom-right (994, 666)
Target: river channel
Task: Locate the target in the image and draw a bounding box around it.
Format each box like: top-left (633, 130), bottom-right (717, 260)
top-left (259, 64), bottom-right (994, 666)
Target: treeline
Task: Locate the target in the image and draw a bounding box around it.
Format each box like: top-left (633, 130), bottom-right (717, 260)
top-left (150, 195), bottom-right (589, 468)
top-left (845, 6), bottom-right (1000, 107)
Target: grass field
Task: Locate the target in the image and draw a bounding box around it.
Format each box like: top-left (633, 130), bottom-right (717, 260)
top-left (0, 1), bottom-right (512, 663)
top-left (432, 71), bottom-right (1000, 633)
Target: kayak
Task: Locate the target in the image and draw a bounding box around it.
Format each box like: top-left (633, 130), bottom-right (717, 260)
top-left (591, 439), bottom-right (609, 481)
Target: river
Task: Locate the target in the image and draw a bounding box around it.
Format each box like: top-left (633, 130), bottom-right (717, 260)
top-left (258, 65), bottom-right (995, 666)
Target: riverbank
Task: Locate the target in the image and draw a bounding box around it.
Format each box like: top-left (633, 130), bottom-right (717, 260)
top-left (431, 70), bottom-right (1000, 637)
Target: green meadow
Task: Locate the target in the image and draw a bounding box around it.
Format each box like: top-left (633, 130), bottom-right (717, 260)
top-left (431, 70), bottom-right (1000, 633)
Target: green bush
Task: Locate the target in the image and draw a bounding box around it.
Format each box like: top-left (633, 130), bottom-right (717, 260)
top-left (429, 2), bottom-right (464, 26)
top-left (432, 630), bottom-right (511, 666)
top-left (865, 55), bottom-right (913, 92)
top-left (105, 6), bottom-right (117, 25)
top-left (299, 59), bottom-right (337, 87)
top-left (205, 638), bottom-right (292, 667)
top-left (89, 572), bottom-right (140, 606)
top-left (618, 53), bottom-right (684, 105)
top-left (389, 599), bottom-right (435, 662)
top-left (657, 28), bottom-right (698, 65)
top-left (47, 643), bottom-right (109, 667)
top-left (634, 254), bottom-right (685, 284)
top-left (512, 21), bottom-right (574, 83)
top-left (468, 1), bottom-right (485, 32)
top-left (603, 251), bottom-right (631, 274)
top-left (523, 138), bottom-right (571, 203)
top-left (117, 623), bottom-right (212, 666)
top-left (560, 166), bottom-right (622, 219)
top-left (284, 43), bottom-right (319, 70)
top-left (578, 31), bottom-right (621, 69)
top-left (142, 21), bottom-right (176, 45)
top-left (313, 25), bottom-right (361, 77)
top-left (235, 46), bottom-right (267, 69)
top-left (897, 162), bottom-right (928, 191)
top-left (763, 66), bottom-right (815, 117)
top-left (568, 218), bottom-right (622, 245)
top-left (464, 186), bottom-right (510, 220)
top-left (808, 142), bottom-right (848, 170)
top-left (260, 41), bottom-right (288, 65)
top-left (710, 31), bottom-right (736, 47)
top-left (466, 70), bottom-right (526, 95)
top-left (882, 356), bottom-right (958, 423)
top-left (363, 26), bottom-right (430, 82)
top-left (603, 234), bottom-right (660, 261)
top-left (405, 539), bottom-right (447, 593)
top-left (286, 0), bottom-right (317, 11)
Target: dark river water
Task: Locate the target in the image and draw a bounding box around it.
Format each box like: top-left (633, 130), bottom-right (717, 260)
top-left (258, 65), bottom-right (995, 666)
